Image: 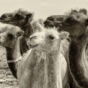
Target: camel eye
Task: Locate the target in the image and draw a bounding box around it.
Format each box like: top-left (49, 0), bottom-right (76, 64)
top-left (66, 17), bottom-right (74, 23)
top-left (7, 33), bottom-right (14, 40)
top-left (65, 17), bottom-right (77, 25)
top-left (48, 35), bottom-right (55, 40)
top-left (15, 14), bottom-right (24, 20)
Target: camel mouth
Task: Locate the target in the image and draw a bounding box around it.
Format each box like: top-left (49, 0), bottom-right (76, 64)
top-left (29, 44), bottom-right (39, 48)
top-left (0, 18), bottom-right (13, 23)
top-left (0, 19), bottom-right (14, 25)
top-left (0, 17), bottom-right (17, 24)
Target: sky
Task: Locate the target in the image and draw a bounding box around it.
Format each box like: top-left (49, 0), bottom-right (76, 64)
top-left (0, 0), bottom-right (88, 19)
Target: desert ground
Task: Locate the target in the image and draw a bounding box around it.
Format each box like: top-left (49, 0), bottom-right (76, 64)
top-left (0, 46), bottom-right (18, 88)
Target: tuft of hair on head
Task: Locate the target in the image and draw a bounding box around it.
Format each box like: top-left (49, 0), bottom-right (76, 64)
top-left (79, 8), bottom-right (87, 15)
top-left (16, 9), bottom-right (34, 21)
top-left (31, 20), bottom-right (45, 32)
top-left (15, 9), bottom-right (33, 16)
top-left (70, 9), bottom-right (78, 15)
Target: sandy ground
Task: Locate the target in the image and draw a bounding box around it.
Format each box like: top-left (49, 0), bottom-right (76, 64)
top-left (0, 46), bottom-right (18, 88)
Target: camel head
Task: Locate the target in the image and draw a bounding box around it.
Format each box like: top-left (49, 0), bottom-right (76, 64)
top-left (27, 22), bottom-right (69, 53)
top-left (0, 9), bottom-right (33, 27)
top-left (0, 9), bottom-right (33, 37)
top-left (44, 15), bottom-right (65, 28)
top-left (60, 9), bottom-right (88, 40)
top-left (0, 23), bottom-right (24, 48)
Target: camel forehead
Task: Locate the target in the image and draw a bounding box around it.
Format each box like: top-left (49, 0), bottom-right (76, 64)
top-left (0, 22), bottom-right (11, 32)
top-left (30, 31), bottom-right (44, 38)
top-left (0, 22), bottom-right (21, 33)
top-left (46, 29), bottom-right (59, 38)
top-left (30, 28), bottom-right (59, 40)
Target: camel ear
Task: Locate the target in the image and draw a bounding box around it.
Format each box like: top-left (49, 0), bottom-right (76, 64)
top-left (59, 31), bottom-right (69, 40)
top-left (79, 9), bottom-right (87, 15)
top-left (26, 13), bottom-right (33, 22)
top-left (38, 19), bottom-right (44, 25)
top-left (32, 21), bottom-right (44, 32)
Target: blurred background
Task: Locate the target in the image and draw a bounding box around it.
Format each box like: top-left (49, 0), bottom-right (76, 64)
top-left (0, 0), bottom-right (88, 20)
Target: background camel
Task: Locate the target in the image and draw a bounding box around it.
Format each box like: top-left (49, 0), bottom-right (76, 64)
top-left (44, 8), bottom-right (88, 88)
top-left (0, 22), bottom-right (24, 72)
top-left (0, 23), bottom-right (23, 73)
top-left (0, 9), bottom-right (33, 78)
top-left (44, 9), bottom-right (87, 29)
top-left (59, 9), bottom-right (88, 88)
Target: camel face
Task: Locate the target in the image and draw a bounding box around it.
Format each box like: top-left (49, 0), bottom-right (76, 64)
top-left (28, 23), bottom-right (69, 53)
top-left (0, 9), bottom-right (33, 29)
top-left (0, 23), bottom-right (23, 48)
top-left (0, 9), bottom-right (33, 78)
top-left (60, 9), bottom-right (88, 39)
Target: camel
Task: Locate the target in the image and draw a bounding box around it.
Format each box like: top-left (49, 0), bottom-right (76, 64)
top-left (18, 23), bottom-right (70, 88)
top-left (0, 21), bottom-right (70, 88)
top-left (59, 9), bottom-right (88, 88)
top-left (0, 9), bottom-right (33, 53)
top-left (0, 22), bottom-right (24, 73)
top-left (44, 9), bottom-right (88, 88)
top-left (0, 9), bottom-right (33, 78)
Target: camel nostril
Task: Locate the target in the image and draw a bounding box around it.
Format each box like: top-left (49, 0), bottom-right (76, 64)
top-left (48, 35), bottom-right (55, 40)
top-left (7, 33), bottom-right (14, 40)
top-left (16, 31), bottom-right (24, 37)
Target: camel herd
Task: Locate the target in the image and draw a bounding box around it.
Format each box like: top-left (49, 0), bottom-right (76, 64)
top-left (0, 8), bottom-right (87, 88)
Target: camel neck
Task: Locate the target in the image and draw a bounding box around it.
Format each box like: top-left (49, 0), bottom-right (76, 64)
top-left (21, 22), bottom-right (33, 37)
top-left (69, 36), bottom-right (88, 88)
top-left (20, 23), bottom-right (33, 54)
top-left (6, 47), bottom-right (17, 78)
top-left (5, 38), bottom-right (21, 78)
top-left (22, 49), bottom-right (67, 88)
top-left (6, 47), bottom-right (14, 61)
